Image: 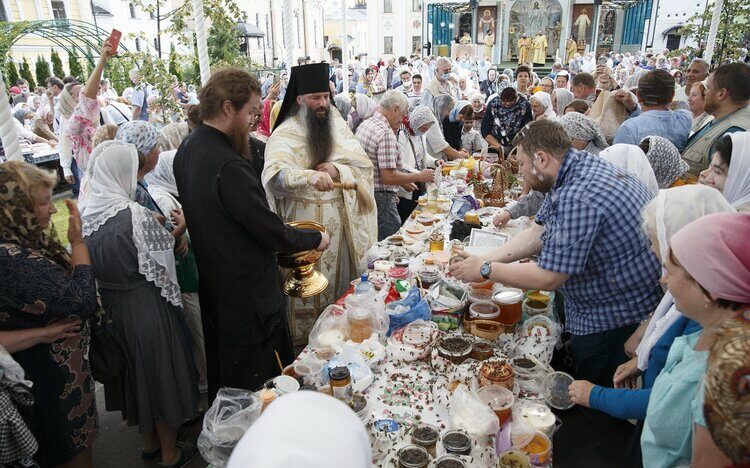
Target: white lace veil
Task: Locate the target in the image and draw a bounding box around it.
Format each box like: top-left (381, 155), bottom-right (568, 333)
top-left (81, 141), bottom-right (182, 307)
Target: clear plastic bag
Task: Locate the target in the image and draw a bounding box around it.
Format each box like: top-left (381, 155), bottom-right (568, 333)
top-left (308, 304), bottom-right (348, 350)
top-left (449, 384), bottom-right (501, 439)
top-left (197, 387), bottom-right (262, 467)
top-left (386, 287), bottom-right (431, 336)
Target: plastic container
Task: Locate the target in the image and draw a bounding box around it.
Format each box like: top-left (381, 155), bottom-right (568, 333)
top-left (397, 444), bottom-right (432, 468)
top-left (470, 339), bottom-right (495, 361)
top-left (498, 450), bottom-right (531, 468)
top-left (468, 301), bottom-right (500, 320)
top-left (436, 336), bottom-right (473, 364)
top-left (521, 431), bottom-right (552, 465)
top-left (476, 385), bottom-right (514, 425)
top-left (433, 454), bottom-right (467, 468)
top-left (272, 375), bottom-right (300, 394)
top-left (354, 273), bottom-right (373, 295)
top-left (441, 430), bottom-right (473, 456)
top-left (542, 371), bottom-right (575, 410)
top-left (519, 402), bottom-right (556, 436)
top-left (468, 288), bottom-right (493, 304)
top-left (411, 423), bottom-right (440, 458)
top-left (479, 358), bottom-right (514, 390)
top-left (492, 288), bottom-right (524, 326)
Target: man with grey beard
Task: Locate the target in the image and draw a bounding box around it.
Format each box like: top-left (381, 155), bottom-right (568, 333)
top-left (264, 63), bottom-right (377, 345)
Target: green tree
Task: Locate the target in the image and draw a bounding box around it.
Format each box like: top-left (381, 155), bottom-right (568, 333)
top-left (168, 43), bottom-right (182, 81)
top-left (68, 53), bottom-right (84, 81)
top-left (50, 49), bottom-right (65, 77)
top-left (35, 55), bottom-right (51, 87)
top-left (678, 0), bottom-right (750, 67)
top-left (4, 57), bottom-right (20, 87)
top-left (19, 57), bottom-right (36, 89)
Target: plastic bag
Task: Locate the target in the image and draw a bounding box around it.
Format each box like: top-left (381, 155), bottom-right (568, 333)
top-left (449, 384), bottom-right (500, 439)
top-left (197, 387), bottom-right (262, 467)
top-left (386, 287), bottom-right (431, 336)
top-left (450, 195), bottom-right (481, 220)
top-left (322, 342), bottom-right (375, 392)
top-left (308, 304), bottom-right (348, 350)
top-left (345, 287), bottom-right (390, 340)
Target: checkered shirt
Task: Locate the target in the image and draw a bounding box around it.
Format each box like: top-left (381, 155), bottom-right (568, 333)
top-left (536, 149), bottom-right (663, 335)
top-left (355, 112), bottom-right (402, 192)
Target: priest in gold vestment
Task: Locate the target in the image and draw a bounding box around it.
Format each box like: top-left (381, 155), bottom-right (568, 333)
top-left (531, 32), bottom-right (548, 66)
top-left (518, 34), bottom-right (532, 64)
top-left (263, 63), bottom-right (378, 344)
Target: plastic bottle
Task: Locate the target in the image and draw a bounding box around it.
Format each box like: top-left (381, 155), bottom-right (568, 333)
top-left (354, 273), bottom-right (373, 295)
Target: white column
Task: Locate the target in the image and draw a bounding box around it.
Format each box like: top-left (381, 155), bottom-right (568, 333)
top-left (559, 0), bottom-right (572, 60)
top-left (283, 0), bottom-right (295, 73)
top-left (0, 74), bottom-right (22, 162)
top-left (703, 0), bottom-right (723, 66)
top-left (394, 0), bottom-right (407, 57)
top-left (341, 0), bottom-right (349, 92)
top-left (191, 0), bottom-right (211, 85)
top-left (366, 0), bottom-right (379, 62)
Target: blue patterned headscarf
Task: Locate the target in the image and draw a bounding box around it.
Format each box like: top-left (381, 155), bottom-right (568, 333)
top-left (115, 120), bottom-right (159, 156)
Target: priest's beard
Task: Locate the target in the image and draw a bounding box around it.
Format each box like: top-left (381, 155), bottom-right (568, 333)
top-left (228, 119), bottom-right (251, 159)
top-left (299, 103), bottom-right (334, 169)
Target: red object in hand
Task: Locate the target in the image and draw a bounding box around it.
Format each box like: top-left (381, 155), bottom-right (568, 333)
top-left (108, 29), bottom-right (122, 55)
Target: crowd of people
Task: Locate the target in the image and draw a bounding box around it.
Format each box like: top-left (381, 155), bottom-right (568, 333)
top-left (1, 34), bottom-right (749, 468)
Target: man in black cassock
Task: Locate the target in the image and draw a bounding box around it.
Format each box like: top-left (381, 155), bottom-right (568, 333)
top-left (173, 68), bottom-right (330, 402)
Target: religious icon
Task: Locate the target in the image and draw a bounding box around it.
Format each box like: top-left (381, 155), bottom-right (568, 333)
top-left (574, 7), bottom-right (592, 43)
top-left (509, 0), bottom-right (562, 63)
top-left (477, 8), bottom-right (496, 43)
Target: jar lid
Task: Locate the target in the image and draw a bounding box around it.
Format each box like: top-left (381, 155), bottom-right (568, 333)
top-left (374, 418), bottom-right (400, 433)
top-left (442, 430), bottom-right (472, 450)
top-left (542, 371), bottom-right (575, 410)
top-left (328, 366), bottom-right (350, 381)
top-left (493, 288), bottom-right (524, 304)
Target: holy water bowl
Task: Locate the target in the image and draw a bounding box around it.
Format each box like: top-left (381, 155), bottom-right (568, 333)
top-left (277, 221), bottom-right (329, 298)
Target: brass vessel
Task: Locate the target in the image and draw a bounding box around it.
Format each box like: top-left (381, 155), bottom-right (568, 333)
top-left (277, 221), bottom-right (329, 298)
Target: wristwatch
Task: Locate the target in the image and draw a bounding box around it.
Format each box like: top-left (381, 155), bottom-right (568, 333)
top-left (480, 261), bottom-right (493, 280)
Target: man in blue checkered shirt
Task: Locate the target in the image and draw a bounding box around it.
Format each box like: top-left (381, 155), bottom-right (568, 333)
top-left (451, 119), bottom-right (663, 387)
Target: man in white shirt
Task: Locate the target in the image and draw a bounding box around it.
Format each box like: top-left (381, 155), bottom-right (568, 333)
top-left (673, 58), bottom-right (709, 104)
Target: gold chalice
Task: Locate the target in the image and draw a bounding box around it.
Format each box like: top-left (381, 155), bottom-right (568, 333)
top-left (277, 221), bottom-right (329, 298)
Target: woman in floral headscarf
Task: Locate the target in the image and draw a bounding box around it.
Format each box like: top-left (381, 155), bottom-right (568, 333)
top-left (558, 111), bottom-right (609, 155)
top-left (639, 136), bottom-right (690, 188)
top-left (481, 87), bottom-right (533, 154)
top-left (0, 161), bottom-right (98, 467)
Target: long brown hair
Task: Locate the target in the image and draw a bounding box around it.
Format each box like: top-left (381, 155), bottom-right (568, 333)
top-left (196, 68), bottom-right (261, 121)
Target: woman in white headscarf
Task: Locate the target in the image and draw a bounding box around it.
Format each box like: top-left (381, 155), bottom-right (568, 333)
top-left (599, 144), bottom-right (659, 196)
top-left (530, 91), bottom-right (556, 121)
top-left (552, 88), bottom-right (574, 116)
top-left (559, 111), bottom-right (609, 155)
top-left (568, 185), bottom-right (734, 422)
top-left (699, 132), bottom-right (750, 212)
top-left (145, 150), bottom-right (207, 393)
top-left (348, 93), bottom-right (377, 133)
top-left (81, 141), bottom-right (200, 467)
top-left (227, 392), bottom-right (372, 468)
top-left (396, 105), bottom-right (439, 221)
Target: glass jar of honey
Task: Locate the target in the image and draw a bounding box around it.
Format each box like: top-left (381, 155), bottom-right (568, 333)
top-left (428, 231), bottom-right (445, 252)
top-left (492, 288), bottom-right (524, 326)
top-left (328, 366), bottom-right (353, 405)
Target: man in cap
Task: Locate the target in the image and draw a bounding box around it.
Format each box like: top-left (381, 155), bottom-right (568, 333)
top-left (264, 63), bottom-right (378, 345)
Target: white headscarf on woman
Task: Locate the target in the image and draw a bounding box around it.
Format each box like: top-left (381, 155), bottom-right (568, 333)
top-left (145, 149), bottom-right (179, 213)
top-left (227, 392), bottom-right (372, 468)
top-left (722, 132), bottom-right (750, 210)
top-left (531, 91), bottom-right (556, 119)
top-left (599, 144), bottom-right (659, 196)
top-left (552, 88), bottom-right (574, 116)
top-left (348, 93), bottom-right (377, 132)
top-left (635, 185), bottom-right (735, 370)
top-left (80, 141), bottom-right (182, 307)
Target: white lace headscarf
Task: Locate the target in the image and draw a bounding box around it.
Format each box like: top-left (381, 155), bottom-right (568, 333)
top-left (531, 91), bottom-right (556, 119)
top-left (636, 185), bottom-right (735, 370)
top-left (145, 149), bottom-right (179, 205)
top-left (81, 141), bottom-right (182, 307)
top-left (723, 132), bottom-right (750, 209)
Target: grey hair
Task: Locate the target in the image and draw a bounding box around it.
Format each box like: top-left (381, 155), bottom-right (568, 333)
top-left (379, 89), bottom-right (409, 112)
top-left (436, 57), bottom-right (452, 69)
top-left (690, 58), bottom-right (709, 70)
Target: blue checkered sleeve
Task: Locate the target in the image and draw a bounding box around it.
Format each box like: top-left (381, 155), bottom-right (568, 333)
top-left (537, 199), bottom-right (604, 275)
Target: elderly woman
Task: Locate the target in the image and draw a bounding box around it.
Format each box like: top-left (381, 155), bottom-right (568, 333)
top-left (423, 94), bottom-right (468, 161)
top-left (145, 150), bottom-right (207, 394)
top-left (160, 122), bottom-right (189, 152)
top-left (481, 87), bottom-right (533, 154)
top-left (529, 91), bottom-right (556, 121)
top-left (687, 81), bottom-right (713, 135)
top-left (33, 109), bottom-right (59, 143)
top-left (639, 136), bottom-right (690, 188)
top-left (13, 108), bottom-right (55, 146)
top-left (639, 212), bottom-right (749, 467)
top-left (568, 186), bottom-right (733, 426)
top-left (470, 93), bottom-right (486, 131)
top-left (558, 111), bottom-right (608, 155)
top-left (81, 142), bottom-right (200, 467)
top-left (551, 88), bottom-right (574, 117)
top-left (700, 133), bottom-right (750, 212)
top-left (348, 93), bottom-right (377, 133)
top-left (396, 105), bottom-right (438, 222)
top-left (0, 161), bottom-right (98, 467)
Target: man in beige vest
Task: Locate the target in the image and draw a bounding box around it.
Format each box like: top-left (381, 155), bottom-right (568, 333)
top-left (681, 63), bottom-right (750, 178)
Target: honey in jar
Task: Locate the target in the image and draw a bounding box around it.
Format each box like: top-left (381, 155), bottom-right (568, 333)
top-left (428, 231), bottom-right (445, 252)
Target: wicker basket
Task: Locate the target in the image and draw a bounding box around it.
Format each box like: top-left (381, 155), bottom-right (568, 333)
top-left (463, 317), bottom-right (507, 341)
top-left (477, 163), bottom-right (509, 208)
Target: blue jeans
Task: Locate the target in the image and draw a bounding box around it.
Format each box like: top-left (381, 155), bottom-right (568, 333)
top-left (374, 191), bottom-right (401, 241)
top-left (70, 158), bottom-right (82, 197)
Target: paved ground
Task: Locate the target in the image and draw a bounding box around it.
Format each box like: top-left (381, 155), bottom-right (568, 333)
top-left (91, 384), bottom-right (209, 468)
